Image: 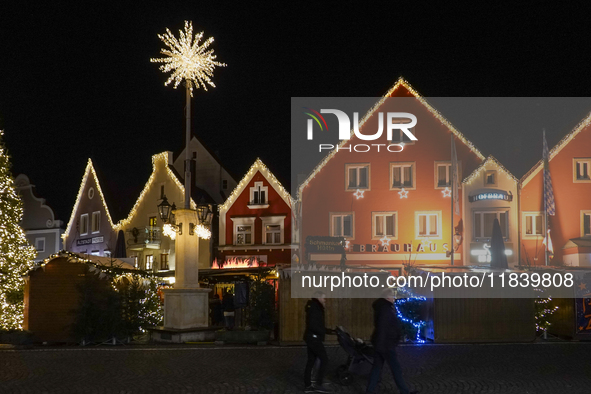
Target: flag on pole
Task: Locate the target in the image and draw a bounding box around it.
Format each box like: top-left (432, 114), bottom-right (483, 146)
top-left (451, 136), bottom-right (460, 215)
top-left (543, 131), bottom-right (556, 216)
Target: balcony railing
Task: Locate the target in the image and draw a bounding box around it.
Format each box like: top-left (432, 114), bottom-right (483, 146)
top-left (128, 226), bottom-right (162, 249)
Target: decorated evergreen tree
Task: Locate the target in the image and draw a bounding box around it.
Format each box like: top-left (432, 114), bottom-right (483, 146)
top-left (0, 131), bottom-right (36, 330)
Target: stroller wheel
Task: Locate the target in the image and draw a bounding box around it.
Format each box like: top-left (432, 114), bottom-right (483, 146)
top-left (337, 369), bottom-right (354, 386)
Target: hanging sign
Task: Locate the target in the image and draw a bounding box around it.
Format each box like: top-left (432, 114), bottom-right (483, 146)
top-left (469, 190), bottom-right (513, 202)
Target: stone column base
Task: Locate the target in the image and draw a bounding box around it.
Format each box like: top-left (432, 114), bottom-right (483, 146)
top-left (162, 287), bottom-right (211, 329)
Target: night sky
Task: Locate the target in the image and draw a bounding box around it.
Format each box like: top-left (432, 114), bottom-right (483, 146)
top-left (2, 2), bottom-right (591, 224)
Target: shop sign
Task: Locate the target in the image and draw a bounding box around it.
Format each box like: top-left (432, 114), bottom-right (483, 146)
top-left (469, 191), bottom-right (513, 202)
top-left (305, 236), bottom-right (345, 254)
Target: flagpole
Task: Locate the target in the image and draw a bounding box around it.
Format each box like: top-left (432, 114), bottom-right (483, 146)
top-left (451, 135), bottom-right (454, 266)
top-left (543, 129), bottom-right (548, 266)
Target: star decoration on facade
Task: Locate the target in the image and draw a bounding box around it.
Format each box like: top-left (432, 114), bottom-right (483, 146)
top-left (345, 240), bottom-right (351, 250)
top-left (354, 189), bottom-right (365, 199)
top-left (442, 187), bottom-right (451, 197)
top-left (151, 21), bottom-right (226, 96)
top-left (398, 188), bottom-right (409, 199)
top-left (579, 282), bottom-right (587, 291)
top-left (379, 235), bottom-right (391, 247)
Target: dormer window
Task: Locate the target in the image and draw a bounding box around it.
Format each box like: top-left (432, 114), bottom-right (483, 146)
top-left (248, 182), bottom-right (269, 208)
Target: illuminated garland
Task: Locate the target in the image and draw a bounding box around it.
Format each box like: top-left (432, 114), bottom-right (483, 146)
top-left (522, 111), bottom-right (591, 186)
top-left (219, 158), bottom-right (293, 212)
top-left (297, 77), bottom-right (486, 200)
top-left (463, 155), bottom-right (518, 186)
top-left (63, 159), bottom-right (116, 243)
top-left (534, 288), bottom-right (559, 333)
top-left (117, 152), bottom-right (196, 229)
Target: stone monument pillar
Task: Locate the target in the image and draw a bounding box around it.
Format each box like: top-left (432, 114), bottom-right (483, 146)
top-left (162, 208), bottom-right (211, 330)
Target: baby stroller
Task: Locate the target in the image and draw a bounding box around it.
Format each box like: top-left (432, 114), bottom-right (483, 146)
top-left (335, 326), bottom-right (374, 385)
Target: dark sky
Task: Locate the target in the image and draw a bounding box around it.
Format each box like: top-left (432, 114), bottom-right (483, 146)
top-left (2, 2), bottom-right (591, 223)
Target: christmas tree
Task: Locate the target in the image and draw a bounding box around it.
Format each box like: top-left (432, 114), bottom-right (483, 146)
top-left (0, 130), bottom-right (36, 330)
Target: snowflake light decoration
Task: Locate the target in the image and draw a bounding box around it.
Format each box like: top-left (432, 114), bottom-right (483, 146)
top-left (151, 21), bottom-right (226, 96)
top-left (379, 235), bottom-right (391, 247)
top-left (442, 187), bottom-right (451, 197)
top-left (354, 189), bottom-right (365, 199)
top-left (398, 188), bottom-right (409, 199)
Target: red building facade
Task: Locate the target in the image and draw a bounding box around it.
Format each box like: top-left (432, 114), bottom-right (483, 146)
top-left (298, 79), bottom-right (484, 267)
top-left (217, 159), bottom-right (295, 268)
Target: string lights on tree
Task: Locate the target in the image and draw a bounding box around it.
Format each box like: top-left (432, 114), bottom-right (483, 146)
top-left (0, 131), bottom-right (37, 329)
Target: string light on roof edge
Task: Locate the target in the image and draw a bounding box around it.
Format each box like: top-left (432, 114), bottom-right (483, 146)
top-left (150, 20), bottom-right (226, 96)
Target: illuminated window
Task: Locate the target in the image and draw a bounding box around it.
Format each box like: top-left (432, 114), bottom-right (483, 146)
top-left (231, 217), bottom-right (256, 245)
top-left (574, 159), bottom-right (591, 182)
top-left (80, 214), bottom-right (89, 235)
top-left (331, 213), bottom-right (354, 238)
top-left (417, 213), bottom-right (439, 237)
top-left (523, 212), bottom-right (543, 237)
top-left (91, 211), bottom-right (100, 234)
top-left (372, 212), bottom-right (397, 239)
top-left (390, 162), bottom-right (415, 189)
top-left (346, 164), bottom-right (369, 190)
top-left (145, 255), bottom-right (153, 270)
top-left (484, 170), bottom-right (497, 187)
top-left (474, 210), bottom-right (508, 240)
top-left (436, 163), bottom-right (451, 188)
top-left (160, 254), bottom-right (169, 270)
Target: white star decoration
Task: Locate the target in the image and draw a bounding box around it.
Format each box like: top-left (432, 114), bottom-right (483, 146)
top-left (442, 187), bottom-right (451, 197)
top-left (354, 189), bottom-right (365, 199)
top-left (345, 240), bottom-right (350, 250)
top-left (379, 235), bottom-right (391, 247)
top-left (398, 188), bottom-right (409, 199)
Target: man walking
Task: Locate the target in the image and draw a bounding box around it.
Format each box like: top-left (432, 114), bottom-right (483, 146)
top-left (304, 291), bottom-right (334, 393)
top-left (366, 289), bottom-right (418, 394)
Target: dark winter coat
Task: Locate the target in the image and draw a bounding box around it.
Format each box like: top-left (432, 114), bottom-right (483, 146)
top-left (222, 293), bottom-right (235, 312)
top-left (303, 298), bottom-right (327, 342)
top-left (370, 298), bottom-right (402, 352)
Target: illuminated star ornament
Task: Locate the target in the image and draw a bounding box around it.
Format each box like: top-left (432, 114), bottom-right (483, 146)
top-left (150, 21), bottom-right (226, 95)
top-left (398, 188), bottom-right (409, 199)
top-left (354, 189), bottom-right (365, 199)
top-left (380, 235), bottom-right (391, 247)
top-left (442, 187), bottom-right (451, 197)
top-left (344, 240), bottom-right (350, 250)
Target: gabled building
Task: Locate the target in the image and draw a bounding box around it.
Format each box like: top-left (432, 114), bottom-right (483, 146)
top-left (172, 135), bottom-right (238, 204)
top-left (117, 152), bottom-right (213, 272)
top-left (216, 159), bottom-right (295, 268)
top-left (521, 113), bottom-right (591, 266)
top-left (62, 159), bottom-right (117, 257)
top-left (298, 78), bottom-right (485, 266)
top-left (462, 156), bottom-right (519, 266)
top-left (15, 174), bottom-right (64, 262)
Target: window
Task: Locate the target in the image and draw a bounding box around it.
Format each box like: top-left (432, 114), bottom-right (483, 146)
top-left (390, 162), bottom-right (415, 189)
top-left (249, 181), bottom-right (268, 206)
top-left (330, 213), bottom-right (354, 238)
top-left (148, 216), bottom-right (158, 242)
top-left (90, 250), bottom-right (100, 256)
top-left (160, 254), bottom-right (169, 270)
top-left (484, 170), bottom-right (497, 187)
top-left (417, 213), bottom-right (439, 237)
top-left (523, 212), bottom-right (543, 237)
top-left (474, 210), bottom-right (508, 240)
top-left (581, 211), bottom-right (591, 236)
top-left (145, 255), bottom-right (153, 270)
top-left (91, 211), bottom-right (100, 233)
top-left (574, 159), bottom-right (591, 182)
top-left (132, 256), bottom-right (138, 268)
top-left (236, 225), bottom-right (252, 244)
top-left (265, 225), bottom-right (281, 244)
top-left (80, 214), bottom-right (89, 235)
top-left (231, 217), bottom-right (256, 245)
top-left (390, 118), bottom-right (416, 144)
top-left (346, 164), bottom-right (370, 190)
top-left (372, 212), bottom-right (397, 239)
top-left (35, 238), bottom-right (45, 252)
top-left (222, 179), bottom-right (228, 190)
top-left (160, 185), bottom-right (165, 199)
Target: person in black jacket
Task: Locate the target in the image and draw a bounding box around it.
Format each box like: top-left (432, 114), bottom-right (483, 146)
top-left (366, 289), bottom-right (418, 394)
top-left (303, 291), bottom-right (335, 393)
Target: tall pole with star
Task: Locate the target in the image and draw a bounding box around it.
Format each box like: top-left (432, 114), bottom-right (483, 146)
top-left (151, 21), bottom-right (226, 209)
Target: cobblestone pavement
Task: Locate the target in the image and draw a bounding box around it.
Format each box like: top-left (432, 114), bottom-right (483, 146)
top-left (1, 342), bottom-right (591, 393)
